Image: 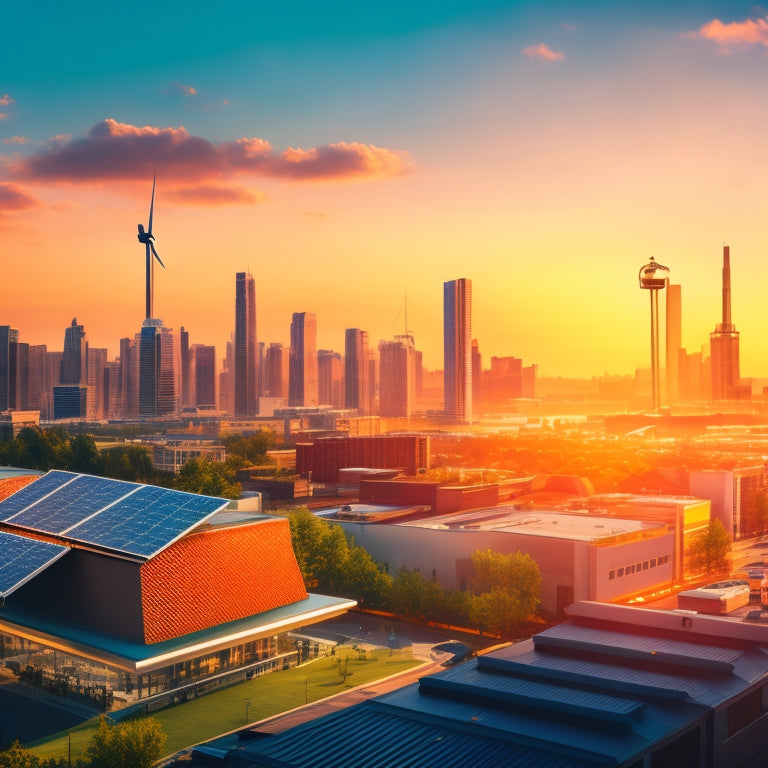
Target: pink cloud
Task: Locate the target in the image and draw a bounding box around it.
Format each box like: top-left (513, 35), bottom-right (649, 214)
top-left (165, 184), bottom-right (265, 206)
top-left (2, 136), bottom-right (27, 145)
top-left (0, 183), bottom-right (39, 211)
top-left (522, 43), bottom-right (565, 61)
top-left (692, 17), bottom-right (768, 49)
top-left (10, 119), bottom-right (413, 186)
top-left (0, 95), bottom-right (14, 106)
top-left (166, 83), bottom-right (198, 97)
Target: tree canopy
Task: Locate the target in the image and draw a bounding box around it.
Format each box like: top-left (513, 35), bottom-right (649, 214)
top-left (687, 518), bottom-right (731, 576)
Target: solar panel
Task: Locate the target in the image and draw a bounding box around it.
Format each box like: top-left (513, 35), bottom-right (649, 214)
top-left (66, 485), bottom-right (227, 558)
top-left (0, 470), bottom-right (78, 522)
top-left (0, 531), bottom-right (69, 598)
top-left (6, 474), bottom-right (137, 535)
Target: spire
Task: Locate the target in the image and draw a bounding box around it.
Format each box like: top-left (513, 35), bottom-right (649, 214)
top-left (722, 244), bottom-right (732, 329)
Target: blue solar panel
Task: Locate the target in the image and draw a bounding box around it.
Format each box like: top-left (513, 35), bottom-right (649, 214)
top-left (0, 471), bottom-right (78, 522)
top-left (66, 485), bottom-right (227, 558)
top-left (6, 474), bottom-right (136, 535)
top-left (0, 531), bottom-right (69, 597)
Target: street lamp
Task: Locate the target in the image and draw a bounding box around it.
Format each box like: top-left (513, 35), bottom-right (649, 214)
top-left (638, 259), bottom-right (670, 412)
top-left (244, 697), bottom-right (251, 722)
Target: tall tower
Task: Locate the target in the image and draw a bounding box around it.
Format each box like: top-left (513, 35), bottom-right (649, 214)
top-left (318, 349), bottom-right (343, 406)
top-left (60, 318), bottom-right (87, 385)
top-left (0, 326), bottom-right (19, 412)
top-left (192, 344), bottom-right (216, 408)
top-left (289, 312), bottom-right (318, 407)
top-left (180, 327), bottom-right (191, 408)
top-left (139, 320), bottom-right (177, 418)
top-left (344, 329), bottom-right (369, 414)
top-left (665, 284), bottom-right (682, 404)
top-left (379, 335), bottom-right (415, 417)
top-left (234, 271), bottom-right (258, 417)
top-left (710, 245), bottom-right (740, 400)
top-left (443, 278), bottom-right (472, 423)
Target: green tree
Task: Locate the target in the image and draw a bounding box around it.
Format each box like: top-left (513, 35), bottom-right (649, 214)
top-left (341, 544), bottom-right (393, 610)
top-left (0, 741), bottom-right (66, 768)
top-left (101, 445), bottom-right (155, 483)
top-left (174, 457), bottom-right (241, 499)
top-left (687, 518), bottom-right (732, 576)
top-left (221, 432), bottom-right (275, 464)
top-left (389, 567), bottom-right (429, 626)
top-left (469, 549), bottom-right (541, 637)
top-left (86, 717), bottom-right (166, 768)
top-left (68, 434), bottom-right (105, 475)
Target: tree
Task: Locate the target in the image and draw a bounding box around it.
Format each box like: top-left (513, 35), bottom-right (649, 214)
top-left (68, 434), bottom-right (105, 475)
top-left (469, 549), bottom-right (541, 637)
top-left (687, 518), bottom-right (731, 576)
top-left (174, 457), bottom-right (241, 499)
top-left (389, 567), bottom-right (429, 627)
top-left (86, 717), bottom-right (166, 768)
top-left (341, 544), bottom-right (392, 610)
top-left (0, 741), bottom-right (66, 768)
top-left (101, 445), bottom-right (156, 483)
top-left (221, 432), bottom-right (275, 465)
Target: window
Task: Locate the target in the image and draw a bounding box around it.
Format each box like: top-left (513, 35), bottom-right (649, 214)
top-left (618, 567), bottom-right (624, 577)
top-left (650, 558), bottom-right (657, 568)
top-left (643, 561), bottom-right (649, 571)
top-left (609, 570), bottom-right (615, 580)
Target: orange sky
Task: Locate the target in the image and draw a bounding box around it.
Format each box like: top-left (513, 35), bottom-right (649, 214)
top-left (3, 3), bottom-right (768, 378)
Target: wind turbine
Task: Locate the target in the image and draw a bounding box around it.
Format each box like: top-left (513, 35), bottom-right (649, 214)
top-left (137, 175), bottom-right (165, 320)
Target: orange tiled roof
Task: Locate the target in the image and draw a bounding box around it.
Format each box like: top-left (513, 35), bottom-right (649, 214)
top-left (140, 517), bottom-right (309, 644)
top-left (0, 475), bottom-right (38, 502)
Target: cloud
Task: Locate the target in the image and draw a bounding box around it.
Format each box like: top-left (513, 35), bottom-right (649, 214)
top-left (2, 136), bottom-right (27, 145)
top-left (0, 95), bottom-right (14, 106)
top-left (10, 119), bottom-right (414, 187)
top-left (165, 184), bottom-right (265, 206)
top-left (165, 83), bottom-right (198, 97)
top-left (0, 183), bottom-right (39, 211)
top-left (522, 43), bottom-right (565, 61)
top-left (691, 17), bottom-right (768, 50)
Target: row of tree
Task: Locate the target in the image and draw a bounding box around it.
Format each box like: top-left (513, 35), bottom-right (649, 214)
top-left (286, 508), bottom-right (542, 638)
top-left (0, 427), bottom-right (277, 500)
top-left (0, 718), bottom-right (165, 768)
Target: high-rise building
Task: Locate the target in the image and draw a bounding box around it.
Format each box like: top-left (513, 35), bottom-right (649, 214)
top-left (219, 335), bottom-right (234, 415)
top-left (317, 349), bottom-right (343, 407)
top-left (87, 347), bottom-right (107, 420)
top-left (139, 319), bottom-right (177, 418)
top-left (289, 312), bottom-right (318, 407)
top-left (60, 318), bottom-right (87, 385)
top-left (192, 344), bottom-right (216, 408)
top-left (180, 326), bottom-right (191, 408)
top-left (471, 339), bottom-right (482, 416)
top-left (344, 329), bottom-right (369, 414)
top-left (710, 245), bottom-right (741, 400)
top-left (443, 278), bottom-right (472, 423)
top-left (379, 335), bottom-right (415, 417)
top-left (26, 344), bottom-right (48, 411)
top-left (666, 284), bottom-right (682, 405)
top-left (264, 343), bottom-right (288, 400)
top-left (234, 271), bottom-right (258, 417)
top-left (0, 326), bottom-right (19, 412)
top-left (119, 336), bottom-right (139, 418)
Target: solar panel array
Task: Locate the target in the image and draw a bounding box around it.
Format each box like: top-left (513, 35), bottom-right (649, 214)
top-left (0, 472), bottom-right (227, 559)
top-left (0, 531), bottom-right (69, 598)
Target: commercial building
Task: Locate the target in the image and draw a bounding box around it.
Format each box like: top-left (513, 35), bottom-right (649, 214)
top-left (295, 435), bottom-right (430, 483)
top-left (0, 471), bottom-right (354, 713)
top-left (289, 312), bottom-right (318, 408)
top-left (443, 278), bottom-right (472, 423)
top-left (234, 271), bottom-right (258, 417)
top-left (139, 319), bottom-right (178, 418)
top-left (378, 335), bottom-right (415, 418)
top-left (344, 328), bottom-right (369, 414)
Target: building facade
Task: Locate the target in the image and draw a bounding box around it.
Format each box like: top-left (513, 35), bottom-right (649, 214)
top-left (443, 278), bottom-right (472, 423)
top-left (289, 312), bottom-right (318, 407)
top-left (234, 271), bottom-right (258, 417)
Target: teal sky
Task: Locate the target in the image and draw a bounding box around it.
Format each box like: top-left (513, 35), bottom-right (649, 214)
top-left (3, 1), bottom-right (768, 379)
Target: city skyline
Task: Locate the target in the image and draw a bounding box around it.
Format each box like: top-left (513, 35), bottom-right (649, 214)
top-left (4, 2), bottom-right (768, 378)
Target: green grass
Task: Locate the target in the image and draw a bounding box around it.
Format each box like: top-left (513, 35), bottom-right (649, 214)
top-left (28, 648), bottom-right (419, 762)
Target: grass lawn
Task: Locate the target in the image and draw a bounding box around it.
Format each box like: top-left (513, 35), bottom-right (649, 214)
top-left (28, 648), bottom-right (419, 762)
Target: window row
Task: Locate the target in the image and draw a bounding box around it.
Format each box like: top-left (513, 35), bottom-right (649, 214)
top-left (608, 554), bottom-right (671, 580)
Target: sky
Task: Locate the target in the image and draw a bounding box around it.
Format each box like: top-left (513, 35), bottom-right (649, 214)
top-left (2, 1), bottom-right (768, 378)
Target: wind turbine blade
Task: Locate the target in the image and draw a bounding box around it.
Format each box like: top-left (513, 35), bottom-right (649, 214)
top-left (151, 242), bottom-right (165, 268)
top-left (147, 174), bottom-right (156, 234)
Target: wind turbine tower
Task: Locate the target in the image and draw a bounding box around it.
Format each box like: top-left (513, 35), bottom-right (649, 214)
top-left (137, 176), bottom-right (165, 320)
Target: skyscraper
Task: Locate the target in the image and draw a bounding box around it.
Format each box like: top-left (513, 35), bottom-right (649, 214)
top-left (665, 284), bottom-right (682, 404)
top-left (139, 319), bottom-right (177, 417)
top-left (0, 327), bottom-right (19, 412)
top-left (344, 328), bottom-right (369, 414)
top-left (710, 245), bottom-right (741, 400)
top-left (180, 326), bottom-right (191, 408)
top-left (234, 271), bottom-right (258, 417)
top-left (60, 318), bottom-right (87, 385)
top-left (289, 312), bottom-right (318, 407)
top-left (317, 349), bottom-right (342, 406)
top-left (379, 335), bottom-right (415, 417)
top-left (443, 278), bottom-right (472, 423)
top-left (192, 344), bottom-right (216, 408)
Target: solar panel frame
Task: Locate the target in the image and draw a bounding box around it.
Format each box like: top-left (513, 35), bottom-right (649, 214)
top-left (0, 531), bottom-right (69, 598)
top-left (65, 485), bottom-right (229, 559)
top-left (0, 470), bottom-right (79, 522)
top-left (6, 474), bottom-right (138, 536)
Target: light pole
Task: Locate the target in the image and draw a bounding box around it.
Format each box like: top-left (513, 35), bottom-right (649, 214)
top-left (244, 697), bottom-right (251, 722)
top-left (638, 259), bottom-right (670, 412)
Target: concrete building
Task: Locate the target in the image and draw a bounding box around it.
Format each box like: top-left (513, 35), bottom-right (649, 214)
top-left (234, 271), bottom-right (258, 417)
top-left (192, 344), bottom-right (217, 408)
top-left (0, 326), bottom-right (19, 412)
top-left (289, 312), bottom-right (318, 408)
top-left (379, 335), bottom-right (415, 418)
top-left (139, 319), bottom-right (178, 418)
top-left (344, 328), bottom-right (369, 414)
top-left (443, 278), bottom-right (472, 423)
top-left (317, 349), bottom-right (343, 407)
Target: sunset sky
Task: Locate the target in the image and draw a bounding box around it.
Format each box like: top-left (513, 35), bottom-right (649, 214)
top-left (3, 1), bottom-right (768, 378)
